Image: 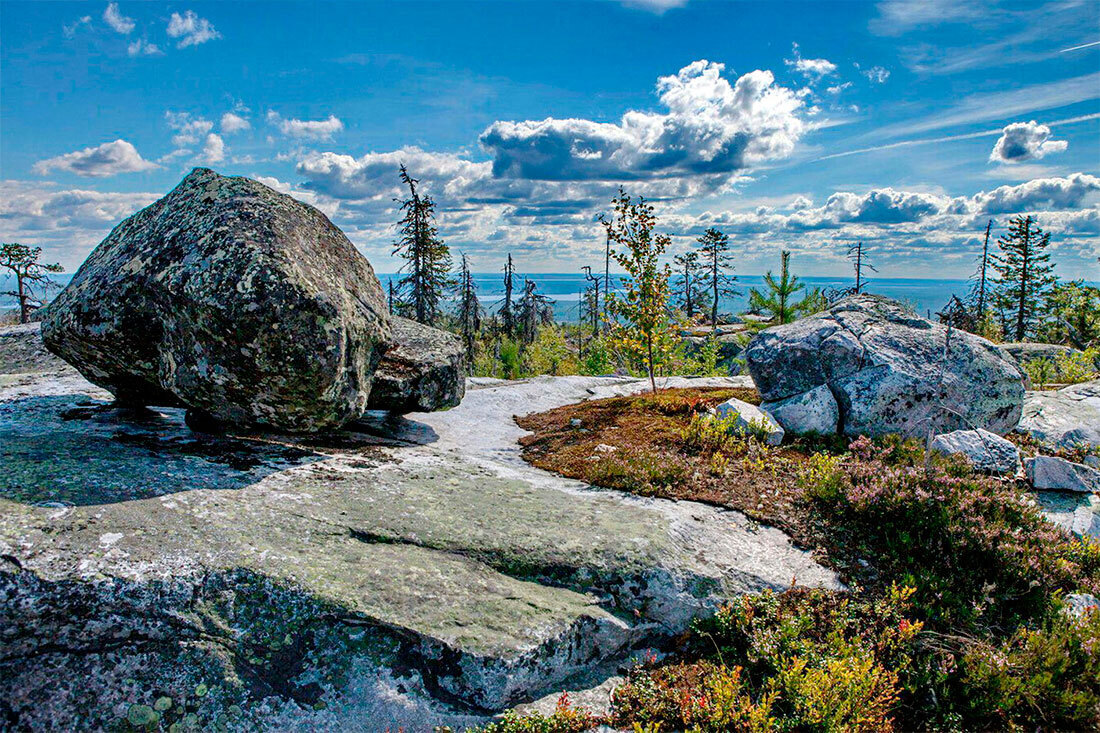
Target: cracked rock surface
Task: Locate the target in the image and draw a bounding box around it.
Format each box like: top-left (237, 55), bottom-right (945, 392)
top-left (745, 294), bottom-right (1026, 438)
top-left (0, 325), bottom-right (838, 730)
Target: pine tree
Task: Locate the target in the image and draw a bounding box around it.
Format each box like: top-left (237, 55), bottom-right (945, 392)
top-left (749, 251), bottom-right (814, 325)
top-left (516, 278), bottom-right (553, 345)
top-left (456, 254), bottom-right (481, 368)
top-left (582, 265), bottom-right (601, 337)
top-left (601, 189), bottom-right (676, 393)
top-left (392, 165), bottom-right (453, 326)
top-left (696, 227), bottom-right (738, 330)
top-left (0, 243), bottom-right (63, 324)
top-left (992, 215), bottom-right (1057, 342)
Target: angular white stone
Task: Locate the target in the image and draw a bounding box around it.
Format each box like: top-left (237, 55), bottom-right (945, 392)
top-left (760, 384), bottom-right (839, 435)
top-left (1017, 380), bottom-right (1100, 451)
top-left (930, 429), bottom-right (1020, 475)
top-left (1026, 455), bottom-right (1100, 493)
top-left (714, 397), bottom-right (784, 446)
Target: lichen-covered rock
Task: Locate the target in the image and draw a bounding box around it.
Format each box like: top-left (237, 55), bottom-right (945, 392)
top-left (1017, 380), bottom-right (1100, 450)
top-left (1001, 342), bottom-right (1081, 367)
top-left (760, 384), bottom-right (839, 435)
top-left (41, 168), bottom-right (391, 432)
top-left (1026, 455), bottom-right (1100, 493)
top-left (367, 316), bottom-right (465, 413)
top-left (930, 429), bottom-right (1020, 475)
top-left (745, 294), bottom-right (1025, 438)
top-left (714, 397), bottom-right (784, 446)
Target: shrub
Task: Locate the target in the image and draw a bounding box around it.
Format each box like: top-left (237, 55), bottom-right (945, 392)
top-left (524, 325), bottom-right (579, 376)
top-left (588, 450), bottom-right (689, 496)
top-left (473, 693), bottom-right (601, 733)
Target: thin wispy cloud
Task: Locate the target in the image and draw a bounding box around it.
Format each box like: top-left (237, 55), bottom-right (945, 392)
top-left (818, 113), bottom-right (1100, 160)
top-left (873, 73), bottom-right (1100, 139)
top-left (1061, 40), bottom-right (1100, 53)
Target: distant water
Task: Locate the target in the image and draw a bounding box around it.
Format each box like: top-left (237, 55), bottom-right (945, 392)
top-left (2, 271), bottom-right (984, 322)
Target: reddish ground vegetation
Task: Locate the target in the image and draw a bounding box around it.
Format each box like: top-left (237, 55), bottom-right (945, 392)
top-left (516, 387), bottom-right (824, 547)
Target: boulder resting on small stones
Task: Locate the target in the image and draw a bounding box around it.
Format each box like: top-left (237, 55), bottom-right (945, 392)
top-left (714, 397), bottom-right (784, 446)
top-left (930, 429), bottom-right (1019, 475)
top-left (745, 294), bottom-right (1025, 438)
top-left (1025, 455), bottom-right (1100, 493)
top-left (760, 384), bottom-right (839, 435)
top-left (42, 168), bottom-right (392, 432)
top-left (367, 316), bottom-right (465, 413)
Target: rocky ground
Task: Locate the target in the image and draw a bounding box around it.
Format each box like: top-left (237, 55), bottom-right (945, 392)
top-left (0, 324), bottom-right (839, 731)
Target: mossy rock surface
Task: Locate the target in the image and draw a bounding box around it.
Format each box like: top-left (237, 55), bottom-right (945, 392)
top-left (0, 335), bottom-right (838, 729)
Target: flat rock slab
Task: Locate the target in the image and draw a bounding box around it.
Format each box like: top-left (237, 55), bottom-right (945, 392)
top-left (1017, 380), bottom-right (1100, 451)
top-left (1026, 455), bottom-right (1100, 493)
top-left (1034, 491), bottom-right (1100, 540)
top-left (0, 345), bottom-right (836, 731)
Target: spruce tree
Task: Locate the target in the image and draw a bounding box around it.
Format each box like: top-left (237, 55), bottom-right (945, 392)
top-left (696, 227), bottom-right (737, 330)
top-left (992, 215), bottom-right (1057, 342)
top-left (847, 241), bottom-right (877, 294)
top-left (749, 251), bottom-right (813, 325)
top-left (497, 253), bottom-right (517, 339)
top-left (456, 254), bottom-right (481, 368)
top-left (392, 165), bottom-right (453, 326)
top-left (969, 219), bottom-right (993, 319)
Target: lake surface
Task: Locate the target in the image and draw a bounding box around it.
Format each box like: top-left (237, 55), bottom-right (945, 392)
top-left (2, 271), bottom-right (984, 323)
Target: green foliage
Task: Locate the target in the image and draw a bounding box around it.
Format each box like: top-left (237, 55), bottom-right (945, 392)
top-left (579, 336), bottom-right (614, 376)
top-left (695, 227), bottom-right (738, 328)
top-left (523, 325), bottom-right (579, 376)
top-left (1040, 280), bottom-right (1100, 348)
top-left (992, 214), bottom-right (1057, 342)
top-left (681, 412), bottom-right (737, 454)
top-left (0, 241), bottom-right (64, 324)
top-left (1024, 347), bottom-right (1100, 388)
top-left (588, 449), bottom-right (689, 496)
top-left (392, 165), bottom-right (454, 326)
top-left (473, 693), bottom-right (601, 733)
top-left (748, 251), bottom-right (816, 326)
top-left (602, 188), bottom-right (678, 392)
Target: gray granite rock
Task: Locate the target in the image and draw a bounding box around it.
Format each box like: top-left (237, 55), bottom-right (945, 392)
top-left (1026, 455), bottom-right (1100, 493)
top-left (930, 429), bottom-right (1020, 475)
top-left (760, 384), bottom-right (839, 435)
top-left (714, 397), bottom-right (784, 446)
top-left (745, 294), bottom-right (1025, 438)
top-left (0, 360), bottom-right (838, 729)
top-left (1001, 342), bottom-right (1081, 367)
top-left (1017, 380), bottom-right (1100, 450)
top-left (41, 168), bottom-right (392, 432)
top-left (367, 316), bottom-right (465, 413)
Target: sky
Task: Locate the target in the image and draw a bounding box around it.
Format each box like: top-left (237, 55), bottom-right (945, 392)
top-left (1, 0), bottom-right (1099, 279)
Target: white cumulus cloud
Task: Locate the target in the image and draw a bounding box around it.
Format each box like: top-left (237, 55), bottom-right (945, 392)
top-left (220, 112), bottom-right (250, 134)
top-left (479, 60), bottom-right (806, 181)
top-left (103, 3), bottom-right (134, 34)
top-left (200, 133), bottom-right (225, 164)
top-left (32, 139), bottom-right (158, 177)
top-left (167, 10), bottom-right (221, 48)
top-left (63, 15), bottom-right (92, 39)
top-left (266, 111), bottom-right (345, 141)
top-left (989, 120), bottom-right (1068, 164)
top-left (786, 44), bottom-right (837, 81)
top-left (165, 111), bottom-right (214, 147)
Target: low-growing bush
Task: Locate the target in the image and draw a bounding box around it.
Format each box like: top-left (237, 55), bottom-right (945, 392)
top-left (472, 693), bottom-right (601, 733)
top-left (588, 450), bottom-right (690, 496)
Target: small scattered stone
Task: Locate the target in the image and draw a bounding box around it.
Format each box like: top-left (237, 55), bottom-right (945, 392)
top-left (930, 429), bottom-right (1020, 475)
top-left (1025, 455), bottom-right (1100, 493)
top-left (714, 397), bottom-right (784, 446)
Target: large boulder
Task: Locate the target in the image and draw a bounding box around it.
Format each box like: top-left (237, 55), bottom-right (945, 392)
top-left (367, 316), bottom-right (465, 413)
top-left (42, 168), bottom-right (392, 432)
top-left (1016, 380), bottom-right (1100, 450)
top-left (745, 294), bottom-right (1025, 438)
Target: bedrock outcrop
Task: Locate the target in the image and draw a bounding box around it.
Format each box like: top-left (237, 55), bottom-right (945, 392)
top-left (0, 335), bottom-right (838, 730)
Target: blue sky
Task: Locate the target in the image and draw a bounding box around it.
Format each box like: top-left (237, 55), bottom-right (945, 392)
top-left (2, 0), bottom-right (1099, 279)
